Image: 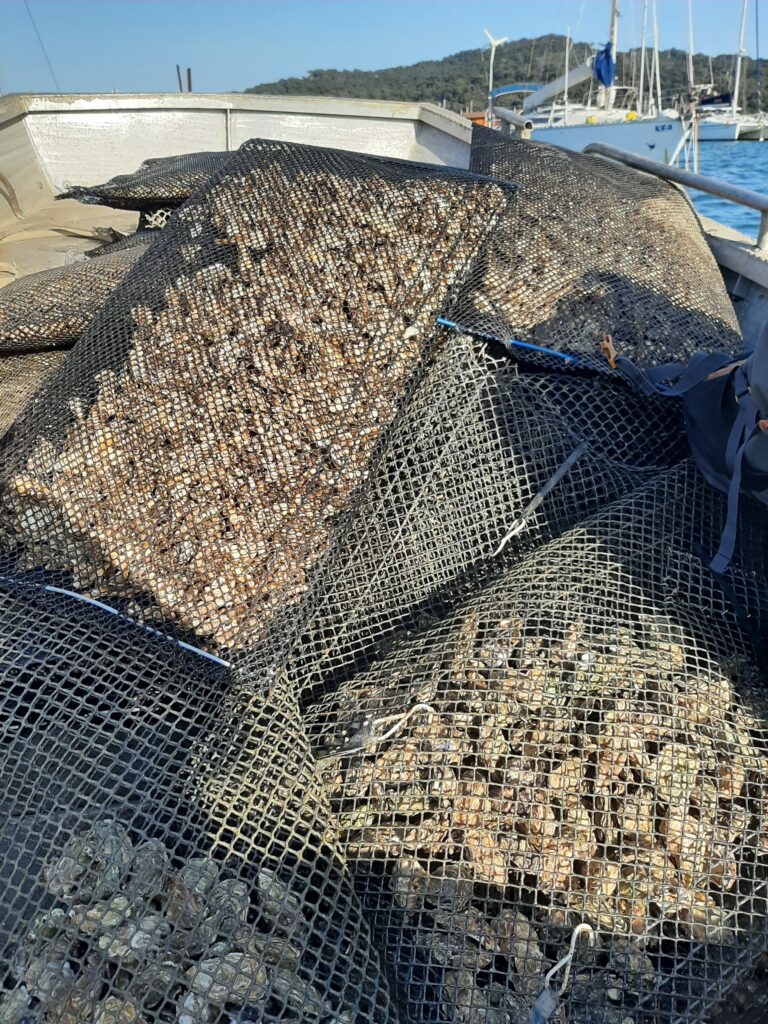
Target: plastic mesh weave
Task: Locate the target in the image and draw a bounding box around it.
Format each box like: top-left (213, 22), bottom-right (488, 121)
top-left (0, 249), bottom-right (147, 354)
top-left (289, 334), bottom-right (687, 702)
top-left (58, 152), bottom-right (233, 211)
top-left (0, 351), bottom-right (65, 438)
top-left (306, 461), bottom-right (768, 1024)
top-left (453, 128), bottom-right (743, 373)
top-left (0, 134), bottom-right (764, 1024)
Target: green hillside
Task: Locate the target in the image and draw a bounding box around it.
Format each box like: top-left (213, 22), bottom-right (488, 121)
top-left (245, 34), bottom-right (767, 113)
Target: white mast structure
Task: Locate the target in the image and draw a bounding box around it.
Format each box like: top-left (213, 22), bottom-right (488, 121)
top-left (607, 0), bottom-right (619, 111)
top-left (484, 29), bottom-right (508, 127)
top-left (733, 0), bottom-right (750, 117)
top-left (687, 0), bottom-right (696, 98)
top-left (563, 28), bottom-right (571, 125)
top-left (652, 0), bottom-right (663, 115)
top-left (639, 0), bottom-right (648, 115)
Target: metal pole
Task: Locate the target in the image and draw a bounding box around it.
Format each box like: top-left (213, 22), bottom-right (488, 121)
top-left (757, 0), bottom-right (762, 116)
top-left (687, 0), bottom-right (695, 97)
top-left (563, 28), bottom-right (570, 126)
top-left (733, 0), bottom-right (749, 116)
top-left (607, 0), bottom-right (619, 112)
top-left (186, 67), bottom-right (192, 93)
top-left (639, 0), bottom-right (648, 116)
top-left (176, 64), bottom-right (183, 93)
top-left (652, 0), bottom-right (662, 114)
top-left (759, 210), bottom-right (768, 250)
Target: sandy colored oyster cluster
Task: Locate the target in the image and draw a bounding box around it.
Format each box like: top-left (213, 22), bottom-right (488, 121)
top-left (317, 610), bottom-right (768, 1018)
top-left (0, 249), bottom-right (145, 352)
top-left (4, 157), bottom-right (508, 647)
top-left (1, 822), bottom-right (354, 1024)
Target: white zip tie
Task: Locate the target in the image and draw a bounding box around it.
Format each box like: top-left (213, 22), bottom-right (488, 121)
top-left (316, 702), bottom-right (437, 765)
top-left (493, 441), bottom-right (588, 557)
top-left (0, 576), bottom-right (230, 669)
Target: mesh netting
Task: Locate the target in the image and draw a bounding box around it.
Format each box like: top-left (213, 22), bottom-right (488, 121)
top-left (85, 232), bottom-right (155, 260)
top-left (452, 128), bottom-right (743, 374)
top-left (0, 249), bottom-right (147, 354)
top-left (58, 152), bottom-right (233, 211)
top-left (0, 134), bottom-right (765, 1024)
top-left (0, 140), bottom-right (513, 650)
top-left (0, 575), bottom-right (397, 1024)
top-left (289, 334), bottom-right (686, 700)
top-left (0, 351), bottom-right (65, 438)
top-left (305, 461), bottom-right (768, 1024)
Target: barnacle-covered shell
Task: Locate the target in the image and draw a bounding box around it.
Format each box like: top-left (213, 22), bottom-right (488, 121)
top-left (128, 959), bottom-right (180, 1010)
top-left (93, 995), bottom-right (146, 1024)
top-left (207, 879), bottom-right (250, 934)
top-left (256, 869), bottom-right (308, 939)
top-left (0, 986), bottom-right (32, 1024)
top-left (125, 839), bottom-right (170, 899)
top-left (268, 967), bottom-right (329, 1018)
top-left (185, 953), bottom-right (267, 1006)
top-left (98, 915), bottom-right (172, 963)
top-left (69, 893), bottom-right (134, 937)
top-left (178, 858), bottom-right (220, 899)
top-left (176, 991), bottom-right (212, 1024)
top-left (25, 910), bottom-right (71, 947)
top-left (56, 962), bottom-right (103, 1024)
top-left (23, 952), bottom-right (75, 1007)
top-left (45, 822), bottom-right (133, 902)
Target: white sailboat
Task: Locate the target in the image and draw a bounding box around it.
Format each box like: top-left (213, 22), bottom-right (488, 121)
top-left (488, 0), bottom-right (688, 164)
top-left (696, 0), bottom-right (761, 139)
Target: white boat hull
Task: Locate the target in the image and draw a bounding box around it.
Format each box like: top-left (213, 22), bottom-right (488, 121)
top-left (697, 119), bottom-right (741, 141)
top-left (531, 117), bottom-right (685, 163)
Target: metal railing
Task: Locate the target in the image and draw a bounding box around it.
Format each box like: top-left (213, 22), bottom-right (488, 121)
top-left (492, 107), bottom-right (533, 138)
top-left (584, 142), bottom-right (768, 252)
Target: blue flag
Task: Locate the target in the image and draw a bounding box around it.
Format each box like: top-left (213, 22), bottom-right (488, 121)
top-left (592, 43), bottom-right (615, 87)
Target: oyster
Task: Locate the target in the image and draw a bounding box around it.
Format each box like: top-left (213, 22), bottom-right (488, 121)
top-left (185, 953), bottom-right (268, 1006)
top-left (207, 879), bottom-right (250, 934)
top-left (125, 839), bottom-right (170, 899)
top-left (93, 996), bottom-right (146, 1024)
top-left (0, 987), bottom-right (32, 1024)
top-left (23, 952), bottom-right (75, 1007)
top-left (45, 822), bottom-right (133, 902)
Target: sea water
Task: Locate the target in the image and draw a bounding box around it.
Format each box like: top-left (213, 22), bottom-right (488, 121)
top-left (687, 140), bottom-right (768, 239)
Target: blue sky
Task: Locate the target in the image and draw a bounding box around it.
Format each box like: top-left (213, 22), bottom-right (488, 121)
top-left (0, 1), bottom-right (756, 95)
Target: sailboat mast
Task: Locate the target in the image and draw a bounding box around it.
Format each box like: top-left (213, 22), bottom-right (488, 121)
top-left (687, 0), bottom-right (695, 95)
top-left (639, 0), bottom-right (648, 115)
top-left (733, 0), bottom-right (749, 116)
top-left (607, 0), bottom-right (619, 111)
top-left (652, 0), bottom-right (662, 113)
top-left (757, 0), bottom-right (762, 114)
top-left (563, 29), bottom-right (570, 125)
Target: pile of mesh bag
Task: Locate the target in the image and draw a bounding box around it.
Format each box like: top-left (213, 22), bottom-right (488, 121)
top-left (0, 130), bottom-right (765, 1024)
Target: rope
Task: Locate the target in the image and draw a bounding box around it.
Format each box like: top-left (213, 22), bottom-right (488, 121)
top-left (23, 0), bottom-right (62, 93)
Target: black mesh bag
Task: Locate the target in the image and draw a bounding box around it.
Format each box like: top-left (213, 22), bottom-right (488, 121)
top-left (85, 230), bottom-right (155, 259)
top-left (0, 248), bottom-right (147, 353)
top-left (306, 460), bottom-right (768, 1024)
top-left (58, 151), bottom-right (233, 211)
top-left (0, 138), bottom-right (520, 1024)
top-left (0, 139), bottom-right (514, 655)
top-left (448, 127), bottom-right (743, 375)
top-left (288, 331), bottom-right (687, 701)
top-left (0, 351), bottom-right (65, 438)
top-left (0, 573), bottom-right (399, 1024)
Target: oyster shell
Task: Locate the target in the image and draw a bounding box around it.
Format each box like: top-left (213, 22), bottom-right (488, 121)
top-left (44, 822), bottom-right (133, 902)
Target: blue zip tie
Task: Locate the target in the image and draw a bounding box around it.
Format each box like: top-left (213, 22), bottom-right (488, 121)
top-left (436, 317), bottom-right (579, 365)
